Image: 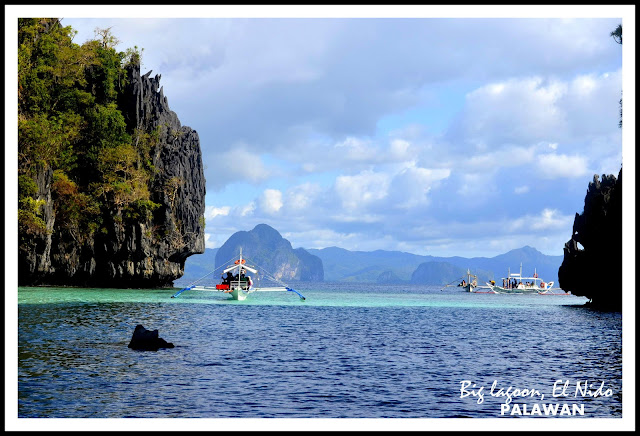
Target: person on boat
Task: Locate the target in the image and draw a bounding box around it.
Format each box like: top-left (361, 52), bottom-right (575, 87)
top-left (224, 271), bottom-right (234, 284)
top-left (461, 280), bottom-right (466, 287)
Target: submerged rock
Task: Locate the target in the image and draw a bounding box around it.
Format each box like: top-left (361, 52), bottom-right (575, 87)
top-left (128, 324), bottom-right (175, 351)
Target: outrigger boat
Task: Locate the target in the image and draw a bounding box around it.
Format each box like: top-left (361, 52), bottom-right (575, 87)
top-left (171, 248), bottom-right (306, 301)
top-left (441, 269), bottom-right (492, 292)
top-left (485, 264), bottom-right (557, 294)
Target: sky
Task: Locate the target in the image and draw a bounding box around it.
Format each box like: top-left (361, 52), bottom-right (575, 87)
top-left (8, 5), bottom-right (635, 258)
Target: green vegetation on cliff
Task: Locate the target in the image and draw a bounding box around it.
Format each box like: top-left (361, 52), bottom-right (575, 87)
top-left (18, 18), bottom-right (206, 287)
top-left (18, 18), bottom-right (158, 246)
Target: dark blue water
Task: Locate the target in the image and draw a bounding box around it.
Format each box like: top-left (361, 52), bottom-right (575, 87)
top-left (17, 283), bottom-right (622, 418)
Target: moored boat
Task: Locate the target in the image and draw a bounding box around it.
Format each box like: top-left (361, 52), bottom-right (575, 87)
top-left (486, 263), bottom-right (556, 294)
top-left (441, 269), bottom-right (491, 292)
top-left (171, 248), bottom-right (306, 301)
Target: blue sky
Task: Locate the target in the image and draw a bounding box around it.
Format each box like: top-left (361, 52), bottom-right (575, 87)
top-left (8, 6), bottom-right (634, 258)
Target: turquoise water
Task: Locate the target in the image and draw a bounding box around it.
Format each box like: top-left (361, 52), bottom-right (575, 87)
top-left (18, 283), bottom-right (582, 308)
top-left (17, 283), bottom-right (622, 418)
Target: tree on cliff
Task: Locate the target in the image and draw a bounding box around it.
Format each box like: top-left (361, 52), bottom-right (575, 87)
top-left (18, 19), bottom-right (152, 241)
top-left (610, 24), bottom-right (622, 128)
top-left (18, 19), bottom-right (205, 287)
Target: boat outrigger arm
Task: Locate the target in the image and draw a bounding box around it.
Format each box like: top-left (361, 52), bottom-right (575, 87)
top-left (171, 248), bottom-right (306, 301)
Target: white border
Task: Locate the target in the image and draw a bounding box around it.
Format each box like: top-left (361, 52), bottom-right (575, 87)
top-left (5, 4), bottom-right (635, 432)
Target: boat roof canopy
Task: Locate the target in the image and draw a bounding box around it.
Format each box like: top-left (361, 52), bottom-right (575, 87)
top-left (223, 264), bottom-right (258, 274)
top-left (502, 275), bottom-right (542, 281)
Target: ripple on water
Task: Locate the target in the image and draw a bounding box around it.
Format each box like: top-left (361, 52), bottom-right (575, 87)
top-left (17, 284), bottom-right (619, 418)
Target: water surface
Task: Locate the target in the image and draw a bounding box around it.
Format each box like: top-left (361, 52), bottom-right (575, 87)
top-left (17, 283), bottom-right (621, 418)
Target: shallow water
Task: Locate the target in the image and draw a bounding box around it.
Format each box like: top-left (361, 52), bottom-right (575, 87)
top-left (17, 283), bottom-right (621, 418)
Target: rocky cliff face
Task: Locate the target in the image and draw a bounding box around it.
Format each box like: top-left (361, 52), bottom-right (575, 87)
top-left (215, 224), bottom-right (324, 282)
top-left (558, 169), bottom-right (622, 310)
top-left (18, 64), bottom-right (206, 287)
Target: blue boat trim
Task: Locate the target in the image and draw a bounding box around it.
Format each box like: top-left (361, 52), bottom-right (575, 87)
top-left (286, 287), bottom-right (306, 300)
top-left (171, 285), bottom-right (195, 298)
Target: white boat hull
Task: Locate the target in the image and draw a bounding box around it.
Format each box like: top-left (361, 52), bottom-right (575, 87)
top-left (486, 281), bottom-right (555, 294)
top-left (230, 287), bottom-right (247, 301)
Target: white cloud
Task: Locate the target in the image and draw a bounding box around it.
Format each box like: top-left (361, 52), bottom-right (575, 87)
top-left (463, 146), bottom-right (536, 172)
top-left (206, 146), bottom-right (273, 191)
top-left (453, 77), bottom-right (568, 146)
top-left (389, 139), bottom-right (412, 160)
top-left (204, 233), bottom-right (215, 248)
top-left (455, 173), bottom-right (499, 202)
top-left (259, 189), bottom-right (283, 215)
top-left (514, 185), bottom-right (530, 194)
top-left (532, 208), bottom-right (572, 230)
top-left (334, 170), bottom-right (390, 211)
top-left (285, 183), bottom-right (322, 212)
top-left (509, 208), bottom-right (573, 232)
top-left (333, 137), bottom-right (374, 162)
top-left (448, 70), bottom-right (621, 155)
top-left (389, 165), bottom-right (450, 208)
top-left (563, 70), bottom-right (622, 138)
top-left (537, 153), bottom-right (589, 179)
top-left (204, 205), bottom-right (231, 219)
top-left (239, 202), bottom-right (256, 217)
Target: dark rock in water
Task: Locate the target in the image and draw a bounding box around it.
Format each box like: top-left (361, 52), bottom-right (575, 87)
top-left (558, 169), bottom-right (622, 311)
top-left (18, 61), bottom-right (205, 288)
top-left (128, 324), bottom-right (175, 351)
top-left (214, 224), bottom-right (324, 282)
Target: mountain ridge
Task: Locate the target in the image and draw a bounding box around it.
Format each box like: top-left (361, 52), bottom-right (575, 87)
top-left (308, 244), bottom-right (561, 284)
top-left (180, 240), bottom-right (562, 286)
top-left (215, 224), bottom-right (324, 282)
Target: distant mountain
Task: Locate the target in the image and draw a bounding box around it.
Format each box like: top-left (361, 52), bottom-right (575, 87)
top-left (308, 245), bottom-right (562, 285)
top-left (307, 247), bottom-right (427, 282)
top-left (215, 224), bottom-right (323, 282)
top-left (181, 238), bottom-right (561, 287)
top-left (377, 270), bottom-right (406, 284)
top-left (454, 246), bottom-right (563, 285)
top-left (411, 262), bottom-right (470, 285)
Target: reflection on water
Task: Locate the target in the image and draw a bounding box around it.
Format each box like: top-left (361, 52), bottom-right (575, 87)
top-left (17, 284), bottom-right (621, 418)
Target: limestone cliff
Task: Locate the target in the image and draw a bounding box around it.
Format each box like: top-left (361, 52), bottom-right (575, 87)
top-left (558, 169), bottom-right (622, 310)
top-left (18, 63), bottom-right (206, 287)
top-left (215, 224), bottom-right (324, 282)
